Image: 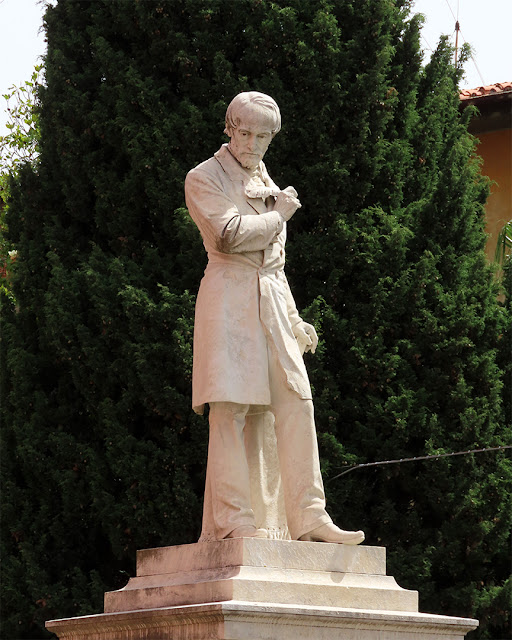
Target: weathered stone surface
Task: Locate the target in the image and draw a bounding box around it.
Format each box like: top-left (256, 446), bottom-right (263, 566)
top-left (46, 539), bottom-right (478, 639)
top-left (46, 601), bottom-right (479, 640)
top-left (136, 538), bottom-right (386, 576)
top-left (103, 539), bottom-right (416, 614)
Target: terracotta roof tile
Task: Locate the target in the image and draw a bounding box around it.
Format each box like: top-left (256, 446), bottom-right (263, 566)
top-left (460, 81), bottom-right (512, 100)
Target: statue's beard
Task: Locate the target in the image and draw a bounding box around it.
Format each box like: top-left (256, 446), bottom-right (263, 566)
top-left (228, 143), bottom-right (261, 170)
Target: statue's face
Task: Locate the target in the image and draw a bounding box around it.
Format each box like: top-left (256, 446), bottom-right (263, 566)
top-left (227, 108), bottom-right (273, 170)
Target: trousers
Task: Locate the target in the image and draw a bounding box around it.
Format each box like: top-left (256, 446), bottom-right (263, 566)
top-left (199, 341), bottom-right (332, 541)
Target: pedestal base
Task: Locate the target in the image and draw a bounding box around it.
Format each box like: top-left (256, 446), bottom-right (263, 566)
top-left (46, 601), bottom-right (478, 640)
top-left (46, 540), bottom-right (478, 640)
top-left (104, 539), bottom-right (418, 613)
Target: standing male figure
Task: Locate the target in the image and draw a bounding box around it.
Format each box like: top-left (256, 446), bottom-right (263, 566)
top-left (185, 91), bottom-right (364, 545)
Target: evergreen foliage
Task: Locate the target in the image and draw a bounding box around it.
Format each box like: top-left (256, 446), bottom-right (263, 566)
top-left (1, 66), bottom-right (42, 300)
top-left (1, 1), bottom-right (509, 638)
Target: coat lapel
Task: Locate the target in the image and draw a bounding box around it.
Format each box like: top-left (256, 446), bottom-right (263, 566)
top-left (214, 145), bottom-right (280, 214)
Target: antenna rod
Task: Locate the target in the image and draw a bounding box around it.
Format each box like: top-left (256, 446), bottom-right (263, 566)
top-left (454, 20), bottom-right (460, 65)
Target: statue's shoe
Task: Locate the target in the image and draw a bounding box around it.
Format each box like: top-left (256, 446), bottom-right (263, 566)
top-left (226, 525), bottom-right (268, 539)
top-left (299, 523), bottom-right (365, 545)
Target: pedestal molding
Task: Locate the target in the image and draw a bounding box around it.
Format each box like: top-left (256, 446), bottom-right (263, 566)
top-left (46, 601), bottom-right (479, 639)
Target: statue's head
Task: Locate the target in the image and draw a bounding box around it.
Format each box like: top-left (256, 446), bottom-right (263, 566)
top-left (224, 91), bottom-right (281, 138)
top-left (225, 91), bottom-right (281, 170)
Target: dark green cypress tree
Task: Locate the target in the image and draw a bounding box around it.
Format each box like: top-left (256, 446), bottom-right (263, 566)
top-left (1, 2), bottom-right (208, 637)
top-left (2, 1), bottom-right (509, 638)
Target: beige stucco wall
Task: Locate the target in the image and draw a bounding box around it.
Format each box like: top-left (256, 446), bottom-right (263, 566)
top-left (475, 128), bottom-right (512, 261)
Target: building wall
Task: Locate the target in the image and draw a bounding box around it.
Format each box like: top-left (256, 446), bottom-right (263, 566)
top-left (475, 127), bottom-right (512, 261)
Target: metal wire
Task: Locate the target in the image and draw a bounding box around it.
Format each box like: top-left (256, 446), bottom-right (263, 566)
top-left (444, 0), bottom-right (457, 22)
top-left (328, 445), bottom-right (512, 482)
top-left (457, 28), bottom-right (486, 85)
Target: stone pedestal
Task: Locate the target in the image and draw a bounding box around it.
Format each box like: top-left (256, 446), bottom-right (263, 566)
top-left (46, 539), bottom-right (478, 639)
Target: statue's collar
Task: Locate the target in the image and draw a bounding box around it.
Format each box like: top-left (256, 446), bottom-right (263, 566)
top-left (214, 144), bottom-right (263, 183)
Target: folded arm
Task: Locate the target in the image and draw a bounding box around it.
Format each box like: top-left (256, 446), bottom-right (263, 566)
top-left (185, 170), bottom-right (284, 253)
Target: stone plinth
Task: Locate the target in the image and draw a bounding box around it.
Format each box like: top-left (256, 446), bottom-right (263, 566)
top-left (105, 539), bottom-right (417, 613)
top-left (46, 539), bottom-right (478, 640)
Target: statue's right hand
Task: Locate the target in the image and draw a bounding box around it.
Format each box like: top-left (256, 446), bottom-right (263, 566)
top-left (282, 186), bottom-right (298, 198)
top-left (275, 187), bottom-right (301, 221)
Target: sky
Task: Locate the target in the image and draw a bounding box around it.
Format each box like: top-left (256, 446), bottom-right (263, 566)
top-left (0, 0), bottom-right (511, 138)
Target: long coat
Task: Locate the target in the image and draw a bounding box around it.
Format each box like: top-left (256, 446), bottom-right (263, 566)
top-left (185, 144), bottom-right (311, 414)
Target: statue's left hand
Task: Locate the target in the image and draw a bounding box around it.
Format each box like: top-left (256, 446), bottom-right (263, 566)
top-left (293, 322), bottom-right (319, 355)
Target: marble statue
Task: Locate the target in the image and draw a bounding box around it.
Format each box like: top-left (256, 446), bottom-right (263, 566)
top-left (185, 91), bottom-right (364, 545)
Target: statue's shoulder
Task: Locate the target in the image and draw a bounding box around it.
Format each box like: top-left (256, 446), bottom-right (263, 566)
top-left (187, 154), bottom-right (223, 184)
top-left (189, 144), bottom-right (230, 174)
top-left (185, 155), bottom-right (225, 202)
top-left (187, 155), bottom-right (215, 175)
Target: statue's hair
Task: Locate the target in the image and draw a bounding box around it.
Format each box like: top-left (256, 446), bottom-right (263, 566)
top-left (224, 91), bottom-right (281, 137)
